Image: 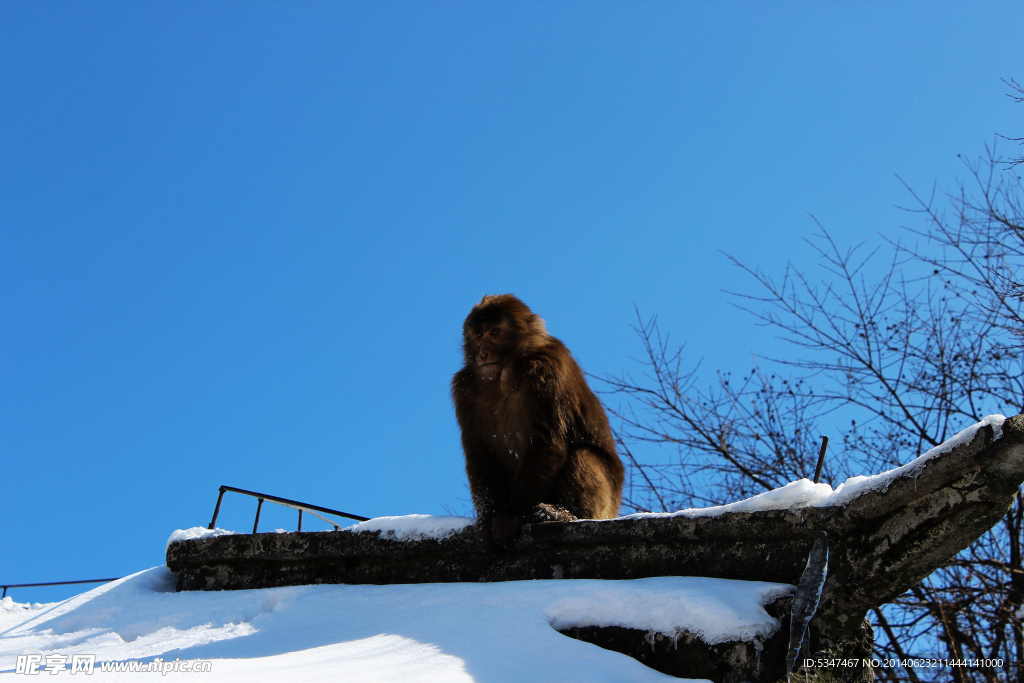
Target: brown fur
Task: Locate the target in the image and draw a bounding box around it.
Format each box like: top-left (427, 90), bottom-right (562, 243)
top-left (451, 294), bottom-right (624, 550)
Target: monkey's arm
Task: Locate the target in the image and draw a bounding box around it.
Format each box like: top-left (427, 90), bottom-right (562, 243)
top-left (503, 419), bottom-right (568, 513)
top-left (452, 370), bottom-right (511, 550)
top-left (491, 356), bottom-right (573, 545)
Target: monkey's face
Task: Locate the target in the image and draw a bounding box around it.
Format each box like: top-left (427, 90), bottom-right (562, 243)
top-left (470, 323), bottom-right (511, 380)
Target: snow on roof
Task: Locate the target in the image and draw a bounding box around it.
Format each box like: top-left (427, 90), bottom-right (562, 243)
top-left (166, 526), bottom-right (237, 547)
top-left (0, 567), bottom-right (791, 682)
top-left (128, 416), bottom-right (1004, 680)
top-left (164, 417), bottom-right (1007, 549)
top-left (163, 516), bottom-right (475, 552)
top-left (623, 414), bottom-right (1006, 521)
top-left (343, 514), bottom-right (475, 540)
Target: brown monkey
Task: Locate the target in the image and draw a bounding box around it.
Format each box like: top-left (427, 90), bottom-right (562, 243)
top-left (451, 294), bottom-right (624, 550)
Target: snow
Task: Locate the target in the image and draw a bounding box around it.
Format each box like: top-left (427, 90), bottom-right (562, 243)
top-left (343, 514), bottom-right (475, 540)
top-left (163, 417), bottom-right (1007, 548)
top-left (166, 526), bottom-right (237, 547)
top-left (544, 578), bottom-right (791, 644)
top-left (1, 598), bottom-right (47, 615)
top-left (160, 517), bottom-right (475, 548)
top-left (0, 567), bottom-right (792, 681)
top-left (624, 415), bottom-right (1006, 521)
top-left (15, 417), bottom-right (1000, 680)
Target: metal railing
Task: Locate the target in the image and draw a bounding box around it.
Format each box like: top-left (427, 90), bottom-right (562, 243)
top-left (813, 435), bottom-right (830, 483)
top-left (3, 488), bottom-right (369, 598)
top-left (2, 578), bottom-right (121, 599)
top-left (208, 485), bottom-right (369, 534)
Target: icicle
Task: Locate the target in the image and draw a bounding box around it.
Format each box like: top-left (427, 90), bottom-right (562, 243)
top-left (786, 532), bottom-right (829, 681)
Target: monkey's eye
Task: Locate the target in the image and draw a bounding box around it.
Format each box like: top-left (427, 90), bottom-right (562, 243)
top-left (475, 331), bottom-right (483, 338)
top-left (491, 328), bottom-right (501, 337)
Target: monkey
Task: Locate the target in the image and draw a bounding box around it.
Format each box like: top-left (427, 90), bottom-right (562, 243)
top-left (451, 294), bottom-right (624, 551)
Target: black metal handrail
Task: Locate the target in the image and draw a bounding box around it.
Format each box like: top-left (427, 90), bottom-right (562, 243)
top-left (2, 578), bottom-right (122, 599)
top-left (208, 485), bottom-right (370, 534)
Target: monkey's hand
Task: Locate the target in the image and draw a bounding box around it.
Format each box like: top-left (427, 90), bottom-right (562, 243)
top-left (529, 503), bottom-right (577, 523)
top-left (491, 514), bottom-right (523, 549)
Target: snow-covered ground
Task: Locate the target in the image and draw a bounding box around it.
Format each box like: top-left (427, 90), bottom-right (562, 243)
top-left (1, 568), bottom-right (790, 681)
top-left (2, 416), bottom-right (1005, 681)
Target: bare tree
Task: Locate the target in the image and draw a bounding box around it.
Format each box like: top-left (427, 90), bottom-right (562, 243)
top-left (999, 78), bottom-right (1024, 169)
top-left (604, 151), bottom-right (1023, 682)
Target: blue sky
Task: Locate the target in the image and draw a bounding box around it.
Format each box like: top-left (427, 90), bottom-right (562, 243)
top-left (2, 2), bottom-right (1022, 602)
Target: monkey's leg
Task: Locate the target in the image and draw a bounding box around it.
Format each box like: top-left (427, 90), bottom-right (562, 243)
top-left (464, 446), bottom-right (512, 551)
top-left (555, 447), bottom-right (621, 520)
